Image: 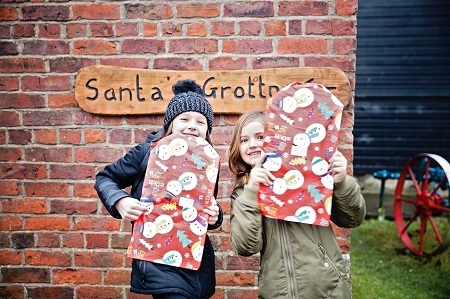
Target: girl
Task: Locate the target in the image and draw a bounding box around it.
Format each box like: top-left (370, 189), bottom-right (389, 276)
top-left (228, 110), bottom-right (366, 299)
top-left (95, 80), bottom-right (222, 299)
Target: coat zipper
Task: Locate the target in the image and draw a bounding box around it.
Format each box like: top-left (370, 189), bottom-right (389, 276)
top-left (279, 221), bottom-right (298, 299)
top-left (318, 243), bottom-right (343, 281)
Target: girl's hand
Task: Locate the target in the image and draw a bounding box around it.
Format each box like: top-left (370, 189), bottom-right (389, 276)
top-left (247, 153), bottom-right (276, 190)
top-left (203, 197), bottom-right (219, 225)
top-left (115, 197), bottom-right (148, 221)
top-left (329, 150), bottom-right (347, 183)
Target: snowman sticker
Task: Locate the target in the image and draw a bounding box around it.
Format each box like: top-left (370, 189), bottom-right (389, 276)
top-left (141, 214), bottom-right (174, 239)
top-left (262, 152), bottom-right (283, 172)
top-left (291, 133), bottom-right (310, 157)
top-left (305, 123), bottom-right (326, 144)
top-left (285, 206), bottom-right (317, 224)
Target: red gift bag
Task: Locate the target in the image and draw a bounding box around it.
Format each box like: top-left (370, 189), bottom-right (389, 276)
top-left (127, 134), bottom-right (220, 270)
top-left (258, 82), bottom-right (344, 226)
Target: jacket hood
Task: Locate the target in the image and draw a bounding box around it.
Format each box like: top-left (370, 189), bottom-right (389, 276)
top-left (145, 129), bottom-right (163, 143)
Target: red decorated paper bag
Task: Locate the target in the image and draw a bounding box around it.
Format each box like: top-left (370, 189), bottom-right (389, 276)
top-left (258, 82), bottom-right (344, 226)
top-left (127, 134), bottom-right (220, 270)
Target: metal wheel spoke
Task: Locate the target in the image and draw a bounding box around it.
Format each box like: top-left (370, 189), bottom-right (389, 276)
top-left (427, 215), bottom-right (444, 244)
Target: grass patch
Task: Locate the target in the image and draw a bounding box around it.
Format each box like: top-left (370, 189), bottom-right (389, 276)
top-left (350, 219), bottom-right (450, 299)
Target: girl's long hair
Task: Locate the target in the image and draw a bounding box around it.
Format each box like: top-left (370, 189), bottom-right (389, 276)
top-left (228, 111), bottom-right (264, 188)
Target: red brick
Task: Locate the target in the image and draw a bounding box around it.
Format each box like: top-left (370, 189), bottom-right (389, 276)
top-left (111, 233), bottom-right (131, 249)
top-left (334, 38), bottom-right (356, 55)
top-left (0, 251), bottom-right (22, 265)
top-left (143, 22), bottom-right (158, 36)
top-left (24, 217), bottom-right (70, 231)
top-left (23, 110), bottom-right (72, 126)
top-left (86, 233), bottom-right (109, 249)
top-left (34, 129), bottom-right (57, 145)
top-left (67, 23), bottom-right (87, 38)
top-left (109, 129), bottom-right (132, 144)
top-left (25, 249), bottom-right (71, 266)
top-left (100, 58), bottom-right (149, 69)
top-left (104, 269), bottom-right (131, 285)
top-left (0, 92), bottom-right (45, 108)
top-left (25, 182), bottom-right (69, 197)
top-left (223, 40), bottom-right (272, 54)
top-left (22, 5), bottom-right (70, 21)
top-left (36, 232), bottom-right (60, 248)
top-left (75, 147), bottom-right (125, 163)
top-left (72, 4), bottom-right (120, 20)
top-left (76, 286), bottom-right (122, 299)
top-left (49, 164), bottom-right (95, 180)
top-left (0, 285), bottom-right (24, 299)
top-left (115, 22), bottom-right (139, 37)
top-left (84, 129), bottom-right (106, 143)
top-left (74, 251), bottom-right (123, 267)
top-left (0, 6), bottom-right (19, 21)
top-left (53, 269), bottom-right (102, 284)
top-left (0, 25), bottom-right (9, 38)
top-left (0, 162), bottom-right (45, 179)
top-left (211, 21), bottom-right (235, 36)
top-left (209, 57), bottom-right (247, 70)
top-left (331, 19), bottom-right (356, 36)
top-left (62, 233), bottom-right (84, 248)
top-left (91, 22), bottom-right (114, 37)
top-left (240, 21), bottom-right (261, 36)
top-left (24, 146), bottom-right (71, 163)
top-left (264, 20), bottom-right (286, 36)
top-left (122, 39), bottom-right (164, 54)
top-left (305, 56), bottom-right (355, 72)
top-left (0, 76), bottom-right (19, 91)
top-left (124, 3), bottom-right (172, 20)
top-left (1, 199), bottom-right (46, 214)
top-left (74, 183), bottom-right (98, 198)
top-left (187, 22), bottom-right (207, 37)
top-left (72, 217), bottom-right (120, 232)
top-left (306, 20), bottom-right (332, 35)
top-left (224, 2), bottom-right (274, 17)
top-left (13, 23), bottom-right (35, 38)
top-left (154, 58), bottom-right (203, 70)
top-left (0, 58), bottom-right (45, 73)
top-left (50, 199), bottom-right (97, 215)
top-left (162, 23), bottom-right (182, 37)
top-left (216, 271), bottom-right (256, 286)
top-left (21, 75), bottom-right (71, 91)
top-left (22, 40), bottom-right (69, 55)
top-left (169, 39), bottom-right (218, 54)
top-left (49, 57), bottom-right (95, 73)
top-left (1, 267), bottom-right (50, 283)
top-left (278, 1), bottom-right (328, 16)
top-left (60, 129), bottom-right (82, 144)
top-left (228, 289), bottom-right (258, 299)
top-left (26, 287), bottom-right (74, 299)
top-left (336, 0), bottom-right (358, 16)
top-left (0, 181), bottom-right (20, 196)
top-left (0, 111), bottom-right (20, 126)
top-left (278, 37), bottom-right (327, 54)
top-left (252, 57), bottom-right (299, 69)
top-left (0, 41), bottom-right (18, 55)
top-left (73, 40), bottom-right (117, 55)
top-left (38, 23), bottom-right (60, 39)
top-left (0, 216), bottom-right (22, 231)
top-left (176, 3), bottom-right (220, 18)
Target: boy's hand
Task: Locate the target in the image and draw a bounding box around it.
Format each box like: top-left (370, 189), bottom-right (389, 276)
top-left (115, 197), bottom-right (148, 221)
top-left (329, 150), bottom-right (347, 183)
top-left (203, 197), bottom-right (219, 225)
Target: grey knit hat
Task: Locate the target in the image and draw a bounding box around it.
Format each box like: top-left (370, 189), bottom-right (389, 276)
top-left (164, 79), bottom-right (214, 133)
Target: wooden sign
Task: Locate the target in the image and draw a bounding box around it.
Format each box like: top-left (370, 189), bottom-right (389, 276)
top-left (74, 65), bottom-right (351, 115)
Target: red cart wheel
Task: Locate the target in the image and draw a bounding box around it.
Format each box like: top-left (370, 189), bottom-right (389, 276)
top-left (394, 153), bottom-right (450, 256)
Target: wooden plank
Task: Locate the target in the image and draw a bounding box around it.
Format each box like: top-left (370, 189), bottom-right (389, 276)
top-left (74, 65), bottom-right (351, 115)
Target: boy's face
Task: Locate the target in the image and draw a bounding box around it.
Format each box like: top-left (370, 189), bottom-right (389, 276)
top-left (171, 111), bottom-right (208, 139)
top-left (239, 120), bottom-right (265, 167)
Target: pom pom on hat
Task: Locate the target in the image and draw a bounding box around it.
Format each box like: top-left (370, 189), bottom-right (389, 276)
top-left (164, 79), bottom-right (214, 133)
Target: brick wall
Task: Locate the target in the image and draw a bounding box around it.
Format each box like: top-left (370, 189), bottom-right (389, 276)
top-left (0, 1), bottom-right (357, 298)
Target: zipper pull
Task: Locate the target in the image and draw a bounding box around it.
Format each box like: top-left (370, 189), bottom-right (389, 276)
top-left (318, 243), bottom-right (326, 255)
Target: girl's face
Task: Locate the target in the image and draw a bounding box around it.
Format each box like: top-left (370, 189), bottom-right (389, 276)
top-left (239, 120), bottom-right (265, 167)
top-left (171, 111), bottom-right (208, 139)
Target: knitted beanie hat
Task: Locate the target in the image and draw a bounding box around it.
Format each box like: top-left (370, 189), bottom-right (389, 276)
top-left (163, 79), bottom-right (214, 133)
